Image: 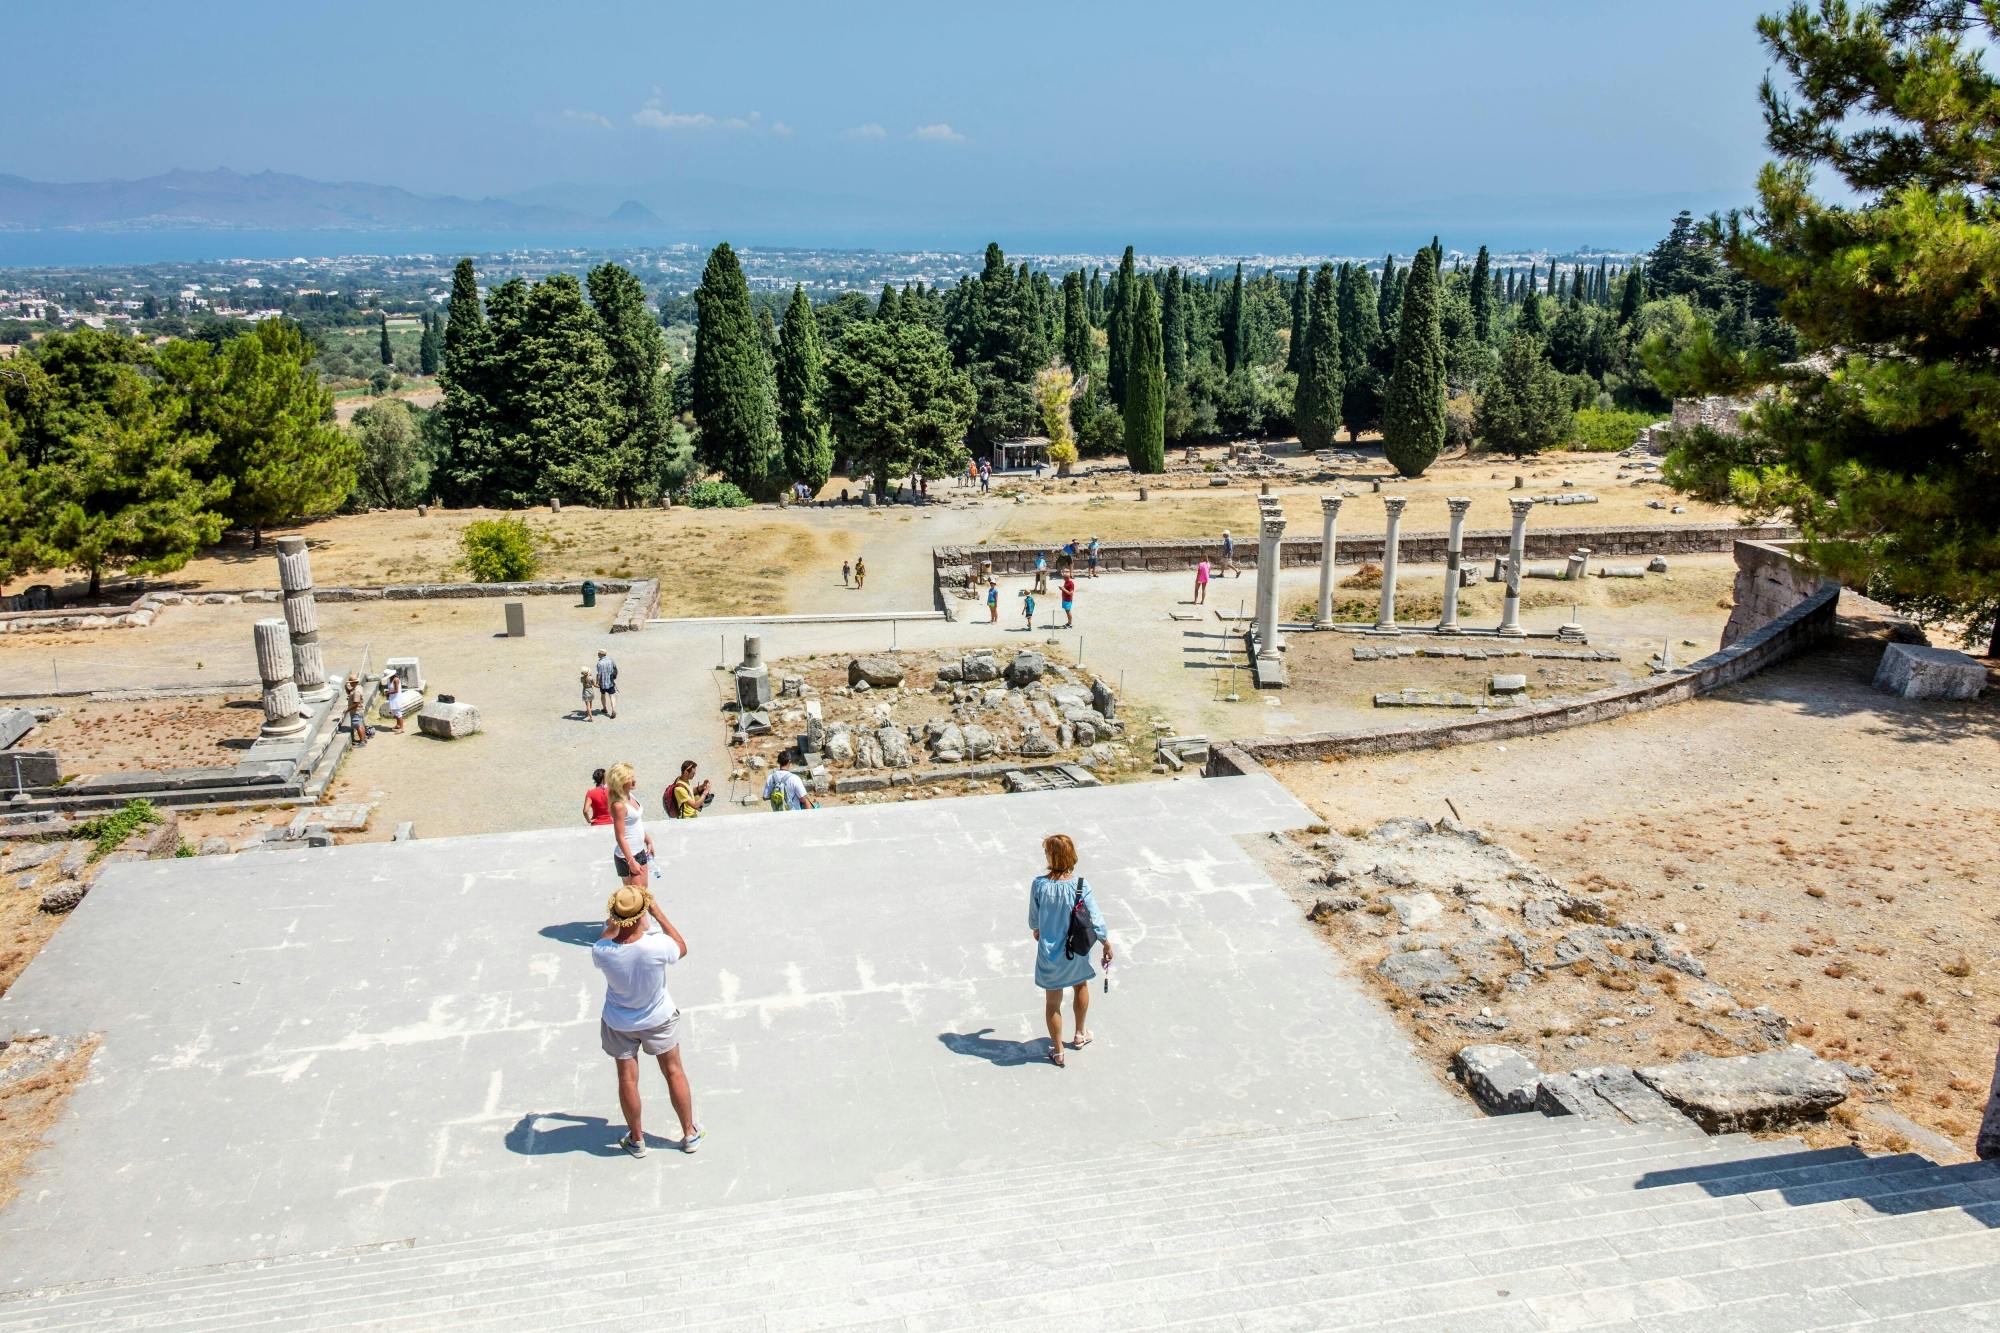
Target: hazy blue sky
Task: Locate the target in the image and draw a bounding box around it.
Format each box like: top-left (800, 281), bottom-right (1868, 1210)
top-left (13, 0), bottom-right (1782, 249)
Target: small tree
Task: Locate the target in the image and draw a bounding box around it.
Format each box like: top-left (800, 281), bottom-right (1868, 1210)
top-left (1475, 334), bottom-right (1573, 459)
top-left (1035, 359), bottom-right (1079, 476)
top-left (348, 400), bottom-right (427, 508)
top-left (459, 517), bottom-right (541, 582)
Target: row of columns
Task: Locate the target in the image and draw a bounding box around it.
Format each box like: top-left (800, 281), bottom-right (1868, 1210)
top-left (1268, 494), bottom-right (1539, 638)
top-left (254, 536), bottom-right (329, 738)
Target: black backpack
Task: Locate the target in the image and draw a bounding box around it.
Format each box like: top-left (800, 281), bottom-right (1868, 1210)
top-left (1063, 878), bottom-right (1097, 959)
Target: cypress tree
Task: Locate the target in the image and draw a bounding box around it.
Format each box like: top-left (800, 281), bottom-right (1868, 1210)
top-left (1376, 254), bottom-right (1399, 329)
top-left (775, 284), bottom-right (834, 494)
top-left (1336, 263), bottom-right (1384, 442)
top-left (1380, 246), bottom-right (1446, 478)
top-left (587, 261), bottom-right (672, 505)
top-left (1547, 264), bottom-right (1559, 295)
top-left (1123, 279), bottom-right (1165, 474)
top-left (516, 273), bottom-right (615, 506)
top-left (1617, 262), bottom-right (1645, 326)
top-left (1292, 264), bottom-right (1343, 450)
top-left (1107, 246), bottom-right (1136, 406)
top-left (1086, 267), bottom-right (1104, 324)
top-left (1571, 265), bottom-right (1587, 305)
top-left (1286, 266), bottom-right (1309, 372)
top-left (1518, 286), bottom-right (1547, 337)
top-left (1469, 246), bottom-right (1493, 342)
top-left (379, 312), bottom-right (393, 366)
top-left (1594, 258), bottom-right (1609, 304)
top-left (1061, 272), bottom-right (1092, 382)
top-left (1223, 262), bottom-right (1246, 374)
top-left (417, 310), bottom-right (440, 376)
top-left (1161, 265), bottom-right (1187, 386)
top-left (876, 283), bottom-right (901, 322)
top-left (437, 258), bottom-right (497, 503)
top-left (1505, 270), bottom-right (1516, 303)
top-left (691, 241), bottom-right (782, 500)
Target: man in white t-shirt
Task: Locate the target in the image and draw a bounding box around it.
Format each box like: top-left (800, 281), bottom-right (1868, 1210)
top-left (760, 752), bottom-right (814, 811)
top-left (592, 885), bottom-right (700, 1156)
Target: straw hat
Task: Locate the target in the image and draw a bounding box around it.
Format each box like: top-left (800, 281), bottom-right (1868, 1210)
top-left (606, 885), bottom-right (651, 927)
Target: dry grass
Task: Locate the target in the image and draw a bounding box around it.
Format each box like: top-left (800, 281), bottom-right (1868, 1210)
top-left (0, 1037), bottom-right (99, 1210)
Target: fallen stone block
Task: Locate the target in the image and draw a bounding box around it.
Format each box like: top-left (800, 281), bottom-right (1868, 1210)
top-left (1377, 948), bottom-right (1463, 995)
top-left (847, 655), bottom-right (905, 689)
top-left (1535, 1065), bottom-right (1689, 1129)
top-left (416, 702), bottom-right (482, 739)
top-left (0, 709), bottom-right (36, 750)
top-left (1634, 1045), bottom-right (1849, 1133)
top-left (1872, 642), bottom-right (1987, 700)
top-left (1452, 1045), bottom-right (1543, 1114)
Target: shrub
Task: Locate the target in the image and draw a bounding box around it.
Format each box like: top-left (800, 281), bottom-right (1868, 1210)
top-left (1570, 407), bottom-right (1658, 453)
top-left (460, 517), bottom-right (542, 582)
top-left (681, 480), bottom-right (752, 509)
top-left (73, 799), bottom-right (160, 862)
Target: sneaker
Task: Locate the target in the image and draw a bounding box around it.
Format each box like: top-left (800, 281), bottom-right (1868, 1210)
top-left (681, 1125), bottom-right (704, 1154)
top-left (619, 1132), bottom-right (647, 1159)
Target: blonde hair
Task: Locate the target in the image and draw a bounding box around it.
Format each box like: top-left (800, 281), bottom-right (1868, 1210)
top-left (1043, 833), bottom-right (1078, 879)
top-left (606, 762), bottom-right (636, 805)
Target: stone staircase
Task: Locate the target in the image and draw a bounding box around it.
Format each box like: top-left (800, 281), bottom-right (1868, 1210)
top-left (4, 1113), bottom-right (1997, 1331)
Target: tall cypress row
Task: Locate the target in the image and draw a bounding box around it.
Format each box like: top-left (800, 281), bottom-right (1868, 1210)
top-left (1469, 246), bottom-right (1493, 342)
top-left (1380, 246), bottom-right (1446, 478)
top-left (1223, 262), bottom-right (1246, 374)
top-left (775, 284), bottom-right (833, 494)
top-left (1292, 263), bottom-right (1343, 450)
top-left (1061, 271), bottom-right (1092, 381)
top-left (1123, 279), bottom-right (1165, 473)
top-left (691, 241), bottom-right (782, 499)
top-left (1161, 265), bottom-right (1187, 386)
top-left (1106, 246), bottom-right (1136, 407)
top-left (1286, 266), bottom-right (1309, 373)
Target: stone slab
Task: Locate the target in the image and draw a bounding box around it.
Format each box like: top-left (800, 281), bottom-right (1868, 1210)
top-left (0, 751), bottom-right (60, 792)
top-left (416, 701), bottom-right (482, 739)
top-left (0, 776), bottom-right (1463, 1286)
top-left (1872, 641), bottom-right (1987, 700)
top-left (1452, 1044), bottom-right (1543, 1114)
top-left (1635, 1045), bottom-right (1849, 1133)
top-left (0, 709), bottom-right (35, 750)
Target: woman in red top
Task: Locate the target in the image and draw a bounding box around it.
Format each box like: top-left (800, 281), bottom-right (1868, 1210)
top-left (583, 768), bottom-right (613, 826)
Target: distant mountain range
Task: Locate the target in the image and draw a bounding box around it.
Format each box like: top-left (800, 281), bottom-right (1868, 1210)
top-left (0, 168), bottom-right (660, 234)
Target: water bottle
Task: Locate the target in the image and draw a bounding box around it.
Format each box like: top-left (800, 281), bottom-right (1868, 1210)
top-left (1103, 957), bottom-right (1113, 993)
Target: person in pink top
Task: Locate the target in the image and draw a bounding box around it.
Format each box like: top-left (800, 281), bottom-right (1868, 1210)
top-left (1194, 558), bottom-right (1211, 605)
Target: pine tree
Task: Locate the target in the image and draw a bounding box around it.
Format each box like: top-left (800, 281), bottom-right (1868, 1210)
top-left (824, 319), bottom-right (975, 500)
top-left (1617, 262), bottom-right (1645, 326)
top-left (1292, 264), bottom-right (1343, 450)
top-left (775, 284), bottom-right (833, 494)
top-left (1286, 266), bottom-right (1309, 372)
top-left (1518, 286), bottom-right (1547, 337)
top-left (379, 312), bottom-right (393, 366)
top-left (1122, 279), bottom-right (1165, 473)
top-left (1571, 266), bottom-right (1587, 305)
top-left (1469, 246), bottom-right (1493, 342)
top-left (1380, 246), bottom-right (1446, 477)
top-left (691, 242), bottom-right (783, 500)
top-left (588, 261), bottom-right (673, 504)
top-left (1160, 265), bottom-right (1187, 387)
top-left (1086, 267), bottom-right (1104, 324)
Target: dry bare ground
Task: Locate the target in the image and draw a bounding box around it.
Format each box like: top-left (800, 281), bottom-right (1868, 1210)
top-left (0, 1037), bottom-right (99, 1209)
top-left (1271, 615), bottom-right (2000, 1158)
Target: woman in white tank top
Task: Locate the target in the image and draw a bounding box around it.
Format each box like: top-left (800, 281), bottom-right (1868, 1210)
top-left (605, 762), bottom-right (654, 888)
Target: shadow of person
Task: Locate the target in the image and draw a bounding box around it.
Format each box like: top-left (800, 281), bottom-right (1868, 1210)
top-left (539, 921), bottom-right (604, 947)
top-left (504, 1112), bottom-right (628, 1157)
top-left (937, 1028), bottom-right (1048, 1067)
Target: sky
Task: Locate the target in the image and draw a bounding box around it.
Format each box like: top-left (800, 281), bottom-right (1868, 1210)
top-left (11, 0), bottom-right (1784, 252)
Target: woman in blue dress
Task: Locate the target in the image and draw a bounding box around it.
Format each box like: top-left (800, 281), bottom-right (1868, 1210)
top-left (1029, 833), bottom-right (1112, 1067)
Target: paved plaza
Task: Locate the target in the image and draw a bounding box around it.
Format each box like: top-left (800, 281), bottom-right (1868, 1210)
top-left (0, 775), bottom-right (1461, 1288)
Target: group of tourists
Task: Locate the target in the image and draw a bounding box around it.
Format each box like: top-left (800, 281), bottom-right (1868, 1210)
top-left (578, 650), bottom-right (618, 721)
top-left (841, 556), bottom-right (867, 590)
top-left (963, 458), bottom-right (992, 492)
top-left (344, 666), bottom-right (416, 745)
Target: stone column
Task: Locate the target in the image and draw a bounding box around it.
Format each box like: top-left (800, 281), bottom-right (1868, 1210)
top-left (1254, 514), bottom-right (1287, 655)
top-left (1438, 497), bottom-right (1472, 633)
top-left (275, 536), bottom-right (330, 701)
top-left (1498, 496), bottom-right (1534, 636)
top-left (254, 619), bottom-right (308, 738)
top-left (1314, 496), bottom-right (1342, 626)
top-left (1375, 496), bottom-right (1407, 631)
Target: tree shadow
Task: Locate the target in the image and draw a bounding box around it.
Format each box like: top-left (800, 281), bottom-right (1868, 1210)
top-left (937, 1028), bottom-right (1050, 1067)
top-left (503, 1112), bottom-right (628, 1157)
top-left (539, 921), bottom-right (604, 947)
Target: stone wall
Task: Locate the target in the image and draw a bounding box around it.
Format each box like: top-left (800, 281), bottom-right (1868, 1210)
top-left (1672, 394), bottom-right (1761, 437)
top-left (1722, 541), bottom-right (1824, 648)
top-left (936, 522), bottom-right (1797, 586)
top-left (1206, 539), bottom-right (1839, 775)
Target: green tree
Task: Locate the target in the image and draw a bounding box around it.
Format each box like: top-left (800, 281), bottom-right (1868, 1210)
top-left (417, 311), bottom-right (441, 376)
top-left (1292, 264), bottom-right (1343, 450)
top-left (588, 262), bottom-right (672, 505)
top-left (1061, 271), bottom-right (1093, 387)
top-left (378, 312), bottom-right (393, 366)
top-left (1381, 246), bottom-right (1447, 477)
top-left (1161, 266), bottom-right (1188, 387)
top-left (1106, 246), bottom-right (1136, 406)
top-left (1617, 262), bottom-right (1646, 327)
top-left (516, 273), bottom-right (615, 505)
top-left (1122, 279), bottom-right (1166, 473)
top-left (348, 399), bottom-right (427, 508)
top-left (1223, 262), bottom-right (1246, 374)
top-left (1376, 254), bottom-right (1401, 332)
top-left (1469, 245), bottom-right (1493, 341)
top-left (691, 242), bottom-right (783, 500)
top-left (436, 258), bottom-right (498, 504)
top-left (1335, 264), bottom-right (1384, 441)
top-left (1, 330), bottom-right (229, 597)
top-left (1475, 333), bottom-right (1573, 458)
top-left (1286, 267), bottom-right (1309, 372)
top-left (1518, 286), bottom-right (1547, 337)
top-left (775, 284), bottom-right (834, 493)
top-left (824, 318), bottom-right (975, 500)
top-left (876, 283), bottom-right (901, 322)
top-left (1686, 0), bottom-right (2000, 652)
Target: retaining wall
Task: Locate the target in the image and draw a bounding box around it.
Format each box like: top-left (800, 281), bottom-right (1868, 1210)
top-left (1206, 539), bottom-right (1839, 775)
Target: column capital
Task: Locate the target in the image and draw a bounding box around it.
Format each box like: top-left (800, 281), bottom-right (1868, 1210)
top-left (1381, 495), bottom-right (1408, 517)
top-left (1260, 516), bottom-right (1287, 538)
top-left (1320, 495), bottom-right (1343, 515)
top-left (1508, 495), bottom-right (1537, 517)
top-left (1445, 496), bottom-right (1473, 516)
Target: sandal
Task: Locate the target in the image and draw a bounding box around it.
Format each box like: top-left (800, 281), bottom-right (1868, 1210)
top-left (1070, 1032), bottom-right (1094, 1050)
top-left (1049, 1043), bottom-right (1066, 1068)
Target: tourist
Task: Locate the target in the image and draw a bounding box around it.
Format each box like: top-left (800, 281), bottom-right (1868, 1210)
top-left (380, 667), bottom-right (409, 733)
top-left (1061, 574), bottom-right (1076, 628)
top-left (1087, 536), bottom-right (1100, 578)
top-left (595, 650), bottom-right (619, 720)
top-left (1060, 538), bottom-right (1077, 575)
top-left (842, 559), bottom-right (851, 588)
top-left (593, 885), bottom-right (701, 1156)
top-left (583, 767), bottom-right (613, 826)
top-left (854, 556), bottom-right (867, 591)
top-left (1220, 530), bottom-right (1238, 577)
top-left (762, 752), bottom-right (813, 811)
top-left (987, 580), bottom-right (1000, 623)
top-left (1194, 557), bottom-right (1211, 605)
top-left (1021, 588), bottom-right (1036, 631)
top-left (344, 674), bottom-right (369, 747)
top-left (579, 669), bottom-right (597, 722)
top-left (1028, 833), bottom-right (1112, 1067)
top-left (967, 459), bottom-right (977, 489)
top-left (1033, 551), bottom-right (1048, 593)
top-left (979, 459), bottom-right (991, 493)
top-left (666, 760), bottom-right (712, 819)
top-left (607, 762), bottom-right (654, 888)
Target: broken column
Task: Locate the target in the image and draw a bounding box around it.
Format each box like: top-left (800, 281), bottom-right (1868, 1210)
top-left (1375, 496), bottom-right (1407, 632)
top-left (1314, 496), bottom-right (1342, 626)
top-left (1253, 513), bottom-right (1287, 657)
top-left (735, 635), bottom-right (773, 710)
top-left (1498, 496), bottom-right (1533, 637)
top-left (1437, 496), bottom-right (1471, 633)
top-left (253, 618), bottom-right (309, 738)
top-left (275, 536), bottom-right (331, 702)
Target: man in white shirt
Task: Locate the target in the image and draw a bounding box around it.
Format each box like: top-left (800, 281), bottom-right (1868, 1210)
top-left (761, 752), bottom-right (814, 811)
top-left (592, 886), bottom-right (700, 1156)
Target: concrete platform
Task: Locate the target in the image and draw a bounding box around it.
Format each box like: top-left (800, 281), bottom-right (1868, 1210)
top-left (0, 775), bottom-right (1462, 1288)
